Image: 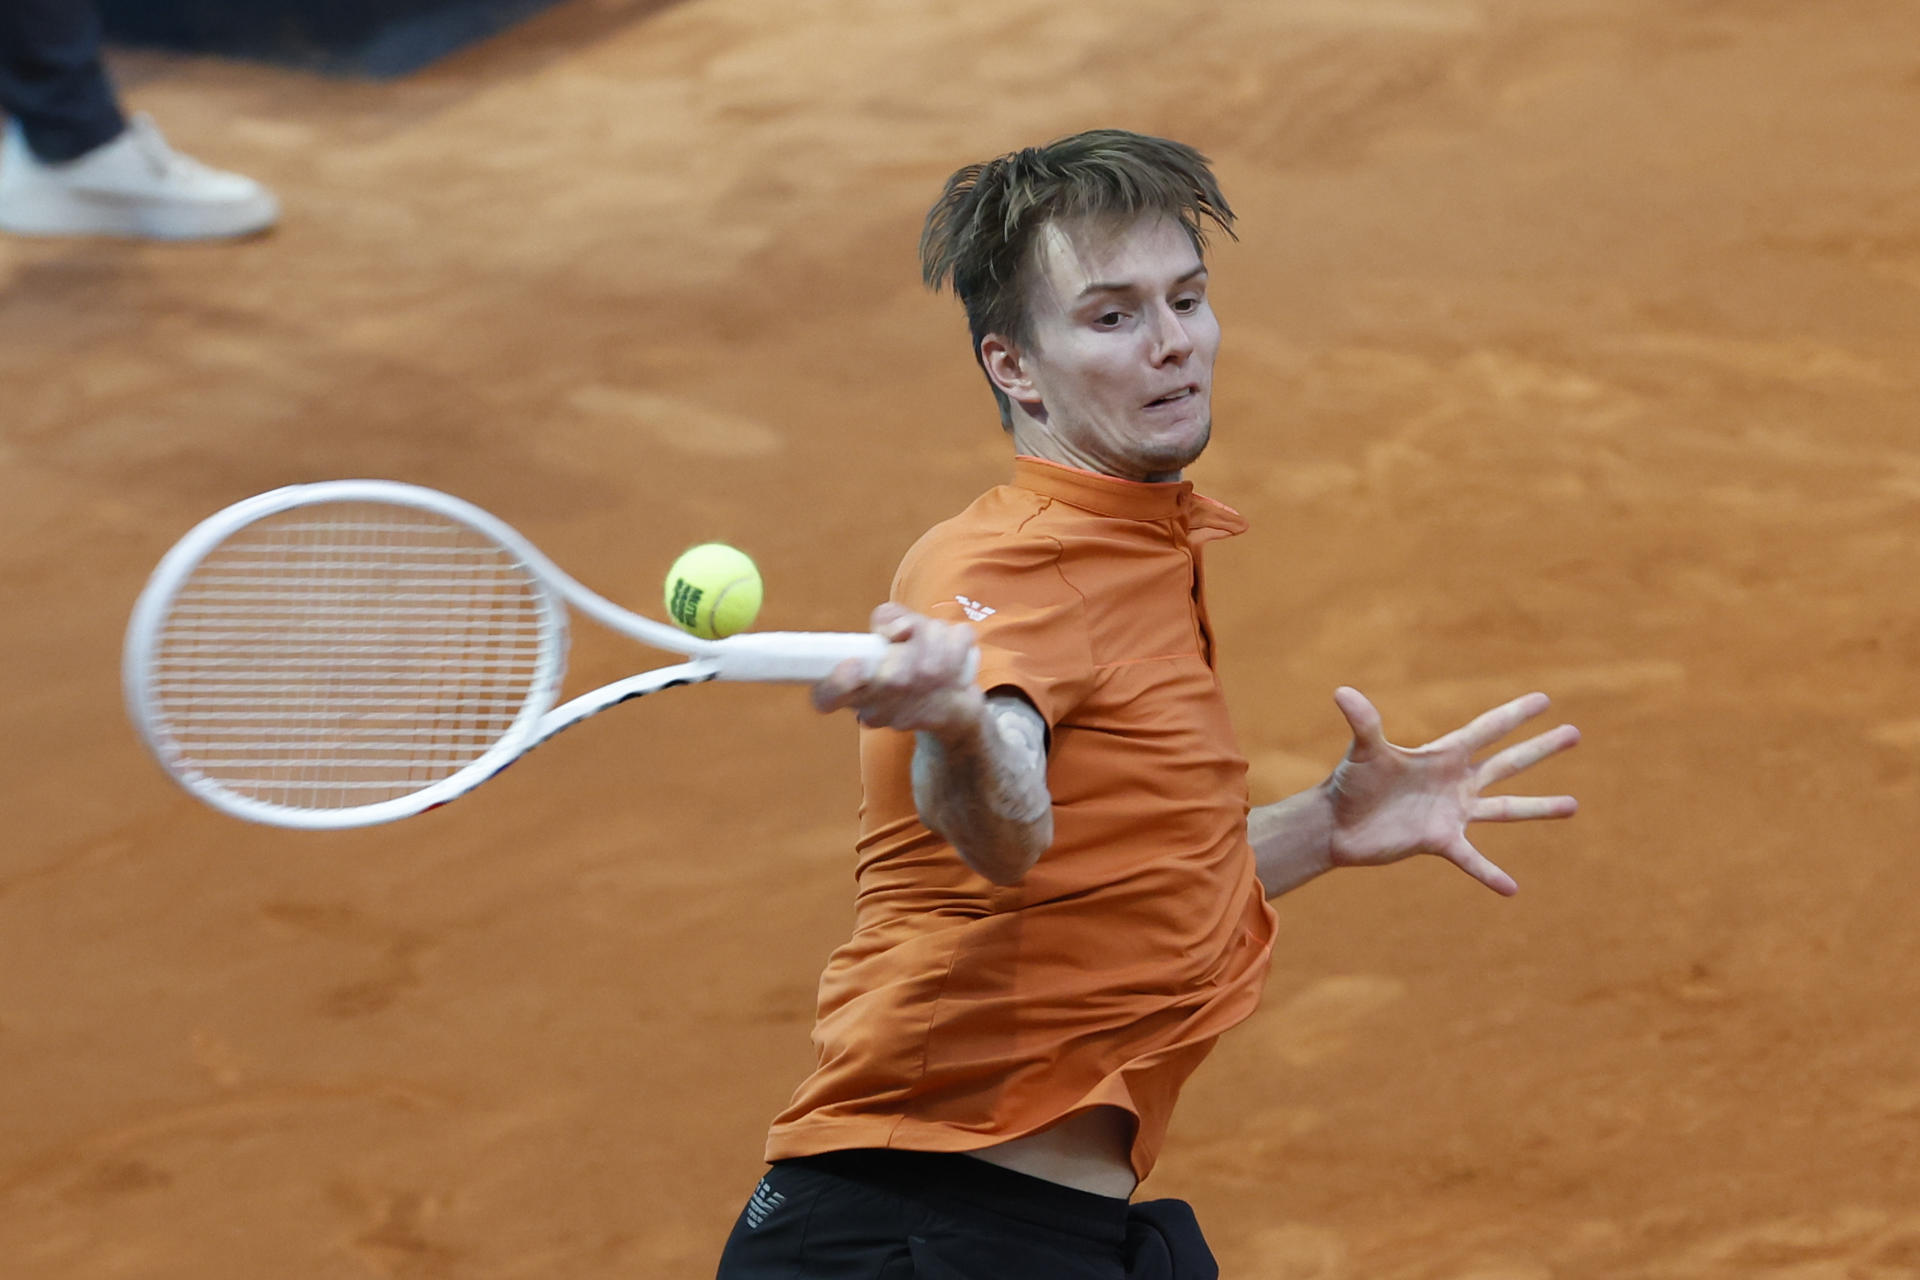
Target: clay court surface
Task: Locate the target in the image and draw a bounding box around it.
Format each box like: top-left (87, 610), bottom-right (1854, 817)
top-left (3, 0), bottom-right (1918, 1275)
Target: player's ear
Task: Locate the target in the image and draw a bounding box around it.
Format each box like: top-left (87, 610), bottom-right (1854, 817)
top-left (980, 333), bottom-right (1040, 410)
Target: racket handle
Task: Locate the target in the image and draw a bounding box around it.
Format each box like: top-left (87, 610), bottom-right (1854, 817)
top-left (708, 631), bottom-right (889, 682)
top-left (707, 631), bottom-right (983, 685)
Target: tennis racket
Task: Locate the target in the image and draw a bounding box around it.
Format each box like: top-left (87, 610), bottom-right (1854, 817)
top-left (123, 479), bottom-right (900, 829)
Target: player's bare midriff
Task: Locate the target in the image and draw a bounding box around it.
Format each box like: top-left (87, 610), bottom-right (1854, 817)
top-left (965, 1104), bottom-right (1138, 1199)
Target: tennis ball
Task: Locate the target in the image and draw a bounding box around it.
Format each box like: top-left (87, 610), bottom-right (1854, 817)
top-left (664, 543), bottom-right (762, 640)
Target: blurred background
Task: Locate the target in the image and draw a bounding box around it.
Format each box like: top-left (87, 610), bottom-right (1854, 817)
top-left (2, 0), bottom-right (1916, 1275)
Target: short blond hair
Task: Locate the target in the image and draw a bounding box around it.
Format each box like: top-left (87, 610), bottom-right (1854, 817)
top-left (919, 130), bottom-right (1236, 428)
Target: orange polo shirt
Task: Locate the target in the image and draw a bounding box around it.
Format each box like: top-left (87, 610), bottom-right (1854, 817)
top-left (765, 456), bottom-right (1277, 1182)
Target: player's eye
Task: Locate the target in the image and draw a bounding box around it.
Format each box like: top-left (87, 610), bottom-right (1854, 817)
top-left (1095, 311), bottom-right (1126, 328)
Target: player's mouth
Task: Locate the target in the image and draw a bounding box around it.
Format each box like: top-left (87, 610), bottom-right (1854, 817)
top-left (1144, 385), bottom-right (1199, 409)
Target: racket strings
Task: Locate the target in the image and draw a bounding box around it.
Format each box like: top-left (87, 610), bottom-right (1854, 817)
top-left (149, 503), bottom-right (558, 809)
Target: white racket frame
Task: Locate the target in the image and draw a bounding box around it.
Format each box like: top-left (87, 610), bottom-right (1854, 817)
top-left (124, 480), bottom-right (893, 829)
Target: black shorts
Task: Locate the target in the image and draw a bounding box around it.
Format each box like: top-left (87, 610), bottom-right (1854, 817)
top-left (714, 1148), bottom-right (1217, 1280)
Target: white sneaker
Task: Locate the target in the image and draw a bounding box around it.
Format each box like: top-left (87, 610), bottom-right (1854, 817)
top-left (0, 113), bottom-right (278, 241)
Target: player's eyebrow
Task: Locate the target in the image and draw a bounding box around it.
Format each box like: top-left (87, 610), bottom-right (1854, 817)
top-left (1074, 263), bottom-right (1207, 300)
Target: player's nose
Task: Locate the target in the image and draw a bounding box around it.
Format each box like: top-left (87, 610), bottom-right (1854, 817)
top-left (1146, 300), bottom-right (1194, 364)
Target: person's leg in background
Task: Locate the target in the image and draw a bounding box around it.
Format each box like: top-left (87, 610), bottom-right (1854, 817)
top-left (0, 0), bottom-right (124, 161)
top-left (0, 0), bottom-right (277, 239)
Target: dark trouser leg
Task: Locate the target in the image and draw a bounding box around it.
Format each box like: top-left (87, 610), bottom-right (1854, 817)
top-left (0, 0), bottom-right (125, 161)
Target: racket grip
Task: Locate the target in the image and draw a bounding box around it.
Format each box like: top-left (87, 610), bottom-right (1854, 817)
top-left (708, 631), bottom-right (889, 682)
top-left (707, 631), bottom-right (983, 685)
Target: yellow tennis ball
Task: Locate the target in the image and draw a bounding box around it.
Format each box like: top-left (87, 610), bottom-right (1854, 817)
top-left (664, 543), bottom-right (762, 640)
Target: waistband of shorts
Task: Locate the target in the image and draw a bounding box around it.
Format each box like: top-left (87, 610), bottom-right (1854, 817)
top-left (779, 1147), bottom-right (1131, 1245)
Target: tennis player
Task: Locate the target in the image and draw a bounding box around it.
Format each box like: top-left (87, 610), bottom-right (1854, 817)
top-left (716, 130), bottom-right (1580, 1280)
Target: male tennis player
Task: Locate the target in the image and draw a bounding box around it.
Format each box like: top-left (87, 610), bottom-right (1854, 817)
top-left (716, 130), bottom-right (1580, 1280)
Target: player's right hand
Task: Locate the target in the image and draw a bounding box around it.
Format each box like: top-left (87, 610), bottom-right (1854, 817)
top-left (810, 603), bottom-right (982, 737)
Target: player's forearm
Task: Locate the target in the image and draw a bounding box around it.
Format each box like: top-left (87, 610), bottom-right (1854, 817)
top-left (911, 701), bottom-right (1053, 886)
top-left (1248, 781), bottom-right (1339, 899)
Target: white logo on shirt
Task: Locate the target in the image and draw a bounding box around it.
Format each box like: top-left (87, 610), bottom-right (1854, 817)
top-left (955, 594), bottom-right (996, 622)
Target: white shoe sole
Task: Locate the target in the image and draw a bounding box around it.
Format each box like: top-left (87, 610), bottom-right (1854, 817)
top-left (0, 182), bottom-right (279, 240)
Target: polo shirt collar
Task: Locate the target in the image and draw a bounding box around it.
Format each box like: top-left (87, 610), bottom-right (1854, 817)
top-left (1011, 455), bottom-right (1248, 536)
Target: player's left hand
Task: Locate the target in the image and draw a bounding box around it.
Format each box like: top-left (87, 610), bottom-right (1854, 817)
top-left (1324, 688), bottom-right (1580, 895)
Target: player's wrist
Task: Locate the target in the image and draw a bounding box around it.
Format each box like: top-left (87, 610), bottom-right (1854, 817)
top-left (920, 685), bottom-right (989, 746)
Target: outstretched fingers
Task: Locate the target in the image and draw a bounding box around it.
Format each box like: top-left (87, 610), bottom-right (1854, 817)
top-left (1470, 793), bottom-right (1579, 822)
top-left (1333, 686), bottom-right (1387, 753)
top-left (1469, 719), bottom-right (1580, 824)
top-left (1476, 722), bottom-right (1582, 787)
top-left (1428, 691), bottom-right (1552, 756)
top-left (1446, 835), bottom-right (1518, 896)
